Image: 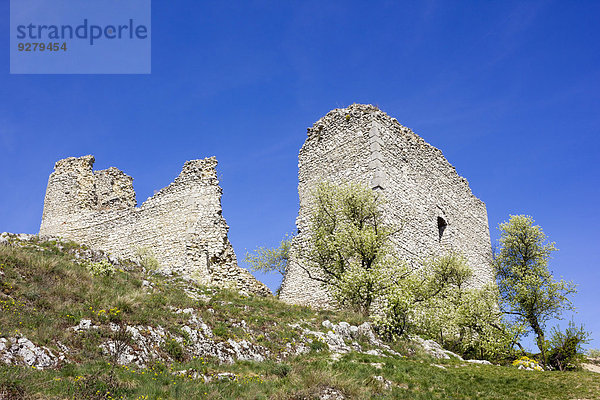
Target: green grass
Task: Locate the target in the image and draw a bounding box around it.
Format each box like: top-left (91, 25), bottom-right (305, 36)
top-left (1, 240), bottom-right (599, 399)
top-left (2, 352), bottom-right (599, 399)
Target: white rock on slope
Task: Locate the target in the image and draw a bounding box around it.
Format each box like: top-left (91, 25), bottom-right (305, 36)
top-left (0, 337), bottom-right (64, 370)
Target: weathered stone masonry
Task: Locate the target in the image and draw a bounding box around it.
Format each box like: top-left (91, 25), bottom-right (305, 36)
top-left (39, 155), bottom-right (271, 296)
top-left (279, 104), bottom-right (494, 307)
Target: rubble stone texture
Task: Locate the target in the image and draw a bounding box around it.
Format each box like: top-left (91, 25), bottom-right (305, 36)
top-left (39, 155), bottom-right (271, 296)
top-left (279, 104), bottom-right (494, 307)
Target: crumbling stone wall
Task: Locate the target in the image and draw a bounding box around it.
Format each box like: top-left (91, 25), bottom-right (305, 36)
top-left (39, 155), bottom-right (271, 296)
top-left (279, 104), bottom-right (494, 308)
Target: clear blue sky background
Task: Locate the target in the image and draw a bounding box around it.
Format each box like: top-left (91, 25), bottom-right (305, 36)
top-left (1, 1), bottom-right (598, 350)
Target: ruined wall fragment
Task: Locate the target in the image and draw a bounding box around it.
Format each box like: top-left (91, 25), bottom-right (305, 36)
top-left (39, 155), bottom-right (271, 296)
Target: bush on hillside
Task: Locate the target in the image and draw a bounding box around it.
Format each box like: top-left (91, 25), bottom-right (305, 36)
top-left (135, 247), bottom-right (160, 270)
top-left (547, 321), bottom-right (590, 371)
top-left (84, 259), bottom-right (116, 276)
top-left (587, 348), bottom-right (600, 359)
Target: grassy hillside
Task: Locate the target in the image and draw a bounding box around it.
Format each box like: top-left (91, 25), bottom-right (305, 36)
top-left (0, 237), bottom-right (599, 399)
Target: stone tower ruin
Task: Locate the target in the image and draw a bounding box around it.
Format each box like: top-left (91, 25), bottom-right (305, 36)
top-left (279, 104), bottom-right (494, 307)
top-left (39, 155), bottom-right (271, 296)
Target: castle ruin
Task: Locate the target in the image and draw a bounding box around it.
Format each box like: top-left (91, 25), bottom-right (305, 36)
top-left (39, 155), bottom-right (271, 296)
top-left (279, 104), bottom-right (494, 307)
top-left (38, 105), bottom-right (494, 304)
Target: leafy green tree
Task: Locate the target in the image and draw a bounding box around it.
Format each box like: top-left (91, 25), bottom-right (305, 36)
top-left (494, 215), bottom-right (577, 366)
top-left (245, 234), bottom-right (293, 277)
top-left (301, 181), bottom-right (396, 314)
top-left (245, 234), bottom-right (293, 295)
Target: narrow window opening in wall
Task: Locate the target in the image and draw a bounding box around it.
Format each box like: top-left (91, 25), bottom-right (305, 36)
top-left (437, 217), bottom-right (447, 241)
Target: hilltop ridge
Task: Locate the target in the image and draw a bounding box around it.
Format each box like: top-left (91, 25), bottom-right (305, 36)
top-left (1, 233), bottom-right (599, 399)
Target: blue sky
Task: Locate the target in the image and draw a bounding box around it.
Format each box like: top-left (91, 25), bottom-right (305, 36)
top-left (1, 1), bottom-right (598, 350)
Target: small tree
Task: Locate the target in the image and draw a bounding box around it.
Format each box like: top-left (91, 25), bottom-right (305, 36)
top-left (245, 234), bottom-right (293, 295)
top-left (301, 181), bottom-right (396, 314)
top-left (494, 215), bottom-right (576, 366)
top-left (245, 233), bottom-right (293, 277)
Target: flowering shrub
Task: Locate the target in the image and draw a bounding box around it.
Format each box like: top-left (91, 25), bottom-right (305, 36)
top-left (512, 356), bottom-right (543, 371)
top-left (588, 348), bottom-right (600, 358)
top-left (135, 247), bottom-right (160, 270)
top-left (84, 260), bottom-right (115, 277)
